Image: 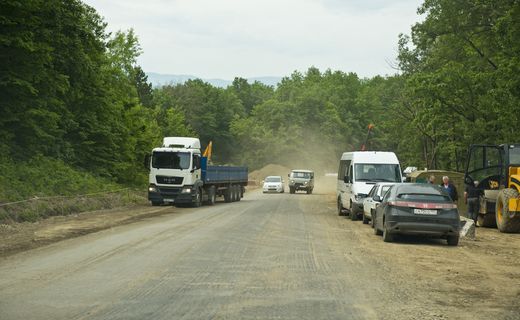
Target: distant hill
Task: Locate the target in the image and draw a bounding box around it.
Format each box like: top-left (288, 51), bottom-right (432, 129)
top-left (146, 72), bottom-right (282, 88)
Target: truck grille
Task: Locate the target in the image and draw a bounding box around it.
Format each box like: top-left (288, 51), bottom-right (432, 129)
top-left (156, 175), bottom-right (184, 185)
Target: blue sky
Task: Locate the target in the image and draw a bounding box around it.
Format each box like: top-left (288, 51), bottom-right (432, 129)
top-left (84, 0), bottom-right (424, 79)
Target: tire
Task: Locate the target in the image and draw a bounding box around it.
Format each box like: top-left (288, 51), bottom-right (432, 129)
top-left (231, 185), bottom-right (238, 202)
top-left (337, 197), bottom-right (345, 216)
top-left (496, 188), bottom-right (520, 233)
top-left (477, 213), bottom-right (497, 228)
top-left (151, 201), bottom-right (162, 206)
top-left (370, 209), bottom-right (375, 228)
top-left (362, 212), bottom-right (369, 224)
top-left (447, 234), bottom-right (460, 246)
top-left (224, 187), bottom-right (232, 203)
top-left (350, 202), bottom-right (358, 221)
top-left (192, 188), bottom-right (202, 207)
top-left (207, 187), bottom-right (216, 206)
top-left (290, 187), bottom-right (295, 194)
top-left (307, 188), bottom-right (312, 194)
top-left (236, 186), bottom-right (242, 201)
top-left (382, 222), bottom-right (393, 242)
top-left (373, 216), bottom-right (382, 235)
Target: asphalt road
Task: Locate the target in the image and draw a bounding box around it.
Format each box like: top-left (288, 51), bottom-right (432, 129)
top-left (2, 186), bottom-right (518, 320)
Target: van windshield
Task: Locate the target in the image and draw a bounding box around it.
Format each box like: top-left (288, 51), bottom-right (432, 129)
top-left (291, 172), bottom-right (312, 179)
top-left (354, 164), bottom-right (401, 182)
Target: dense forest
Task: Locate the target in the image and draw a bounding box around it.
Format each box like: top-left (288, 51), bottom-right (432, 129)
top-left (1, 0), bottom-right (519, 201)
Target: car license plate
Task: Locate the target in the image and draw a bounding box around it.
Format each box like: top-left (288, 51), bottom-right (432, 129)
top-left (414, 208), bottom-right (437, 215)
top-left (163, 198), bottom-right (175, 203)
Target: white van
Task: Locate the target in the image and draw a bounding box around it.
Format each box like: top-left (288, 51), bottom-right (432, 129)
top-left (337, 151), bottom-right (402, 220)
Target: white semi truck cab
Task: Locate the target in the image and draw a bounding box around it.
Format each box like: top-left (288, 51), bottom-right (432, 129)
top-left (146, 137), bottom-right (248, 207)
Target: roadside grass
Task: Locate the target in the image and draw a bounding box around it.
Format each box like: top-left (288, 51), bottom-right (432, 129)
top-left (0, 155), bottom-right (147, 224)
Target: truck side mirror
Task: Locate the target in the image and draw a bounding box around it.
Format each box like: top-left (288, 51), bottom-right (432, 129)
top-left (144, 154), bottom-right (151, 170)
top-left (343, 175), bottom-right (349, 183)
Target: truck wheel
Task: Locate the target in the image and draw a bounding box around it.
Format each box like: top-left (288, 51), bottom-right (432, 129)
top-left (447, 234), bottom-right (459, 246)
top-left (192, 188), bottom-right (202, 207)
top-left (233, 185), bottom-right (239, 202)
top-left (477, 213), bottom-right (496, 228)
top-left (207, 187), bottom-right (216, 205)
top-left (236, 185), bottom-right (242, 201)
top-left (224, 187), bottom-right (231, 203)
top-left (337, 198), bottom-right (345, 216)
top-left (290, 187), bottom-right (295, 194)
top-left (496, 188), bottom-right (520, 233)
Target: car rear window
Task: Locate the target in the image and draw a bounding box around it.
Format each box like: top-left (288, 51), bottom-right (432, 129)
top-left (397, 193), bottom-right (451, 202)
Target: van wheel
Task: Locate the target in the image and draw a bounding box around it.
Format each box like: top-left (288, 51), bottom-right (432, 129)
top-left (350, 203), bottom-right (358, 221)
top-left (337, 198), bottom-right (345, 216)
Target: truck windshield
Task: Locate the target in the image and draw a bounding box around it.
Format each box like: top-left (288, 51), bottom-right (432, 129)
top-left (152, 152), bottom-right (191, 170)
top-left (354, 164), bottom-right (401, 182)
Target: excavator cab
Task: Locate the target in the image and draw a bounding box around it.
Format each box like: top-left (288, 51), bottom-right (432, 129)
top-left (464, 144), bottom-right (520, 232)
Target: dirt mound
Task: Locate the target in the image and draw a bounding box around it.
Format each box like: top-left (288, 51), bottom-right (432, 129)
top-left (249, 164), bottom-right (291, 184)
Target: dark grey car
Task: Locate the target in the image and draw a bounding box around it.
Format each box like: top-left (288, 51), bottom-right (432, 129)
top-left (372, 183), bottom-right (460, 246)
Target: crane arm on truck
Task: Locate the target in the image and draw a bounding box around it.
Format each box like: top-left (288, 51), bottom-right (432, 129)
top-left (203, 141), bottom-right (213, 163)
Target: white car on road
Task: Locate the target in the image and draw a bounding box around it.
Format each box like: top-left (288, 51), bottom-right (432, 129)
top-left (263, 176), bottom-right (285, 193)
top-left (362, 182), bottom-right (397, 225)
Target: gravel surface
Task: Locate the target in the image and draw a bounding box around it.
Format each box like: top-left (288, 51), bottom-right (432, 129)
top-left (1, 178), bottom-right (519, 319)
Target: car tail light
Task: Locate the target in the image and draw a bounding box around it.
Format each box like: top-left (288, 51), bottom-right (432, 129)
top-left (388, 201), bottom-right (457, 209)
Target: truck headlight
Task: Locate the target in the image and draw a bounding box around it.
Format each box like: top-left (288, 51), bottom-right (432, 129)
top-left (181, 187), bottom-right (192, 194)
top-left (304, 181), bottom-right (308, 185)
top-left (148, 184), bottom-right (158, 193)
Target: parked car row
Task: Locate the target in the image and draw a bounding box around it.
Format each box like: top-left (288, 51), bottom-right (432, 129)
top-left (337, 151), bottom-right (461, 246)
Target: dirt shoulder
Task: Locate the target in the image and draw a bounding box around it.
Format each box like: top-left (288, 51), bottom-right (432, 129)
top-left (324, 188), bottom-right (520, 319)
top-left (0, 205), bottom-right (174, 257)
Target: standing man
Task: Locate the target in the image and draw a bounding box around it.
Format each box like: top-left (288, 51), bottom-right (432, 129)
top-left (465, 181), bottom-right (481, 223)
top-left (441, 176), bottom-right (458, 202)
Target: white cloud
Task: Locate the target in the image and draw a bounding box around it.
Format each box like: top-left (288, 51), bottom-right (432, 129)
top-left (84, 0), bottom-right (423, 79)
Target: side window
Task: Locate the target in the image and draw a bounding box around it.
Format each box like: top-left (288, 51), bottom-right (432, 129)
top-left (382, 187), bottom-right (393, 202)
top-left (192, 154), bottom-right (200, 169)
top-left (338, 160), bottom-right (347, 180)
top-left (347, 164), bottom-right (353, 180)
top-left (368, 186), bottom-right (377, 197)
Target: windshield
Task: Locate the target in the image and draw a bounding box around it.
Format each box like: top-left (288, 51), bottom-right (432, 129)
top-left (354, 164), bottom-right (401, 182)
top-left (265, 177), bottom-right (281, 182)
top-left (152, 152), bottom-right (191, 170)
top-left (510, 146), bottom-right (520, 165)
top-left (291, 172), bottom-right (312, 179)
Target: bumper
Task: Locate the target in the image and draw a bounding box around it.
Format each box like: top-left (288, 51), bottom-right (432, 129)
top-left (263, 188), bottom-right (283, 193)
top-left (148, 186), bottom-right (195, 204)
top-left (290, 184), bottom-right (310, 190)
top-left (386, 220), bottom-right (459, 236)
